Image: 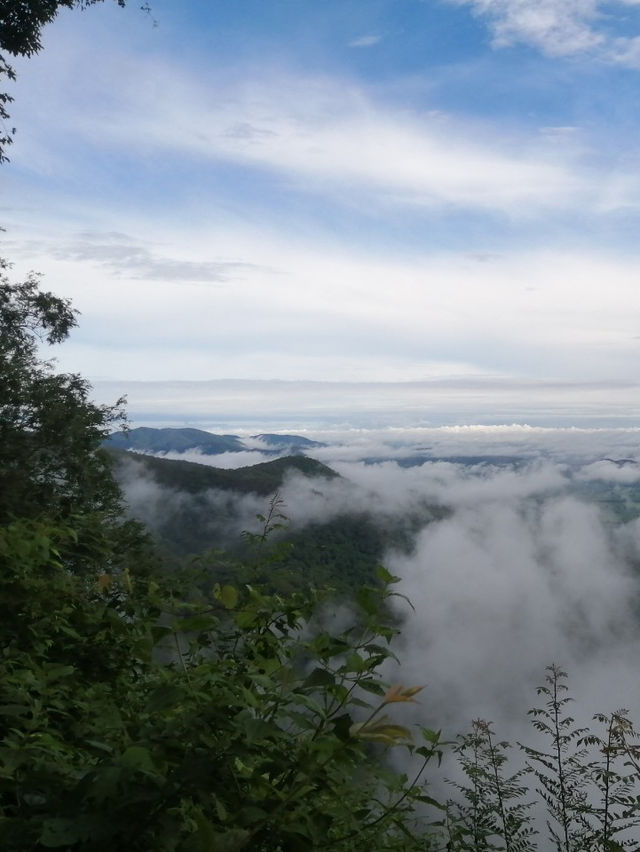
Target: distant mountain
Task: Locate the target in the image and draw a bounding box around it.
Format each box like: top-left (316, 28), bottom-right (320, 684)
top-left (105, 427), bottom-right (326, 457)
top-left (105, 427), bottom-right (244, 455)
top-left (252, 433), bottom-right (326, 451)
top-left (362, 454), bottom-right (532, 468)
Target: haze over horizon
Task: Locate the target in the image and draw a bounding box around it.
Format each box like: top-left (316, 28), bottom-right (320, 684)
top-left (3, 0), bottom-right (640, 428)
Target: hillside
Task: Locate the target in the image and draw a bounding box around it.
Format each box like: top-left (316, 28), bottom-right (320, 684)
top-left (105, 427), bottom-right (245, 454)
top-left (107, 448), bottom-right (435, 594)
top-left (108, 447), bottom-right (338, 496)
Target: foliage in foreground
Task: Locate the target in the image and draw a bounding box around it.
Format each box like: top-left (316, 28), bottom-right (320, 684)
top-left (441, 665), bottom-right (640, 852)
top-left (7, 513), bottom-right (640, 851)
top-left (0, 517), bottom-right (442, 850)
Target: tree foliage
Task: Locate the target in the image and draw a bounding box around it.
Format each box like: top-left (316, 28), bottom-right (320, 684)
top-left (0, 513), bottom-right (444, 850)
top-left (0, 261), bottom-right (125, 523)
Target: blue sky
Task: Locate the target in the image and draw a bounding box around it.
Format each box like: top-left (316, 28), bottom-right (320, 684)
top-left (4, 0), bottom-right (640, 426)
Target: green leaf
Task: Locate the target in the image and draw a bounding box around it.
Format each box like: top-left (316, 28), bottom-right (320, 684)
top-left (237, 805), bottom-right (268, 826)
top-left (219, 584), bottom-right (239, 610)
top-left (173, 614), bottom-right (217, 633)
top-left (40, 819), bottom-right (83, 847)
top-left (375, 564), bottom-right (401, 585)
top-left (302, 667), bottom-right (335, 689)
top-left (356, 586), bottom-right (379, 617)
top-left (420, 727), bottom-right (442, 745)
top-left (120, 745), bottom-right (157, 775)
top-left (84, 739), bottom-right (113, 754)
top-left (146, 683), bottom-right (185, 713)
top-left (332, 713), bottom-right (354, 742)
top-left (358, 678), bottom-right (385, 696)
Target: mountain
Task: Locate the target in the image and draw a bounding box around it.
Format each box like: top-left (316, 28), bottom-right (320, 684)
top-left (104, 427), bottom-right (326, 457)
top-left (252, 433), bottom-right (326, 451)
top-left (106, 448), bottom-right (425, 595)
top-left (109, 448), bottom-right (338, 496)
top-left (105, 427), bottom-right (244, 454)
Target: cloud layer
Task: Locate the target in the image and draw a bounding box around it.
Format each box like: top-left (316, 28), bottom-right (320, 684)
top-left (119, 426), bottom-right (640, 744)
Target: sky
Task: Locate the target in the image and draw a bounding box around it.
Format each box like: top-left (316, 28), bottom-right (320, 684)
top-left (4, 0), bottom-right (640, 427)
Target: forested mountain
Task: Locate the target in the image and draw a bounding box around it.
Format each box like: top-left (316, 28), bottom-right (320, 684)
top-left (104, 426), bottom-right (326, 456)
top-left (253, 433), bottom-right (326, 450)
top-left (107, 446), bottom-right (445, 595)
top-left (107, 445), bottom-right (338, 494)
top-left (105, 427), bottom-right (245, 454)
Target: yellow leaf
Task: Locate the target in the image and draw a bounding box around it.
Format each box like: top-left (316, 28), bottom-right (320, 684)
top-left (383, 684), bottom-right (424, 704)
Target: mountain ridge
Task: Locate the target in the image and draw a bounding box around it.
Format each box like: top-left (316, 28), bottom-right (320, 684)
top-left (105, 426), bottom-right (326, 456)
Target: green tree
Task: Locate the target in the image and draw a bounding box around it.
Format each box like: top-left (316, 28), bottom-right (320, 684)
top-left (0, 260), bottom-right (126, 524)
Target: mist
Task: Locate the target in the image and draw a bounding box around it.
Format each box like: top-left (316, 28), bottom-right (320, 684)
top-left (118, 425), bottom-right (640, 743)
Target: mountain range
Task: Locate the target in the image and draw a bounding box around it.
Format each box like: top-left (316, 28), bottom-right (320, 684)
top-left (105, 427), bottom-right (325, 456)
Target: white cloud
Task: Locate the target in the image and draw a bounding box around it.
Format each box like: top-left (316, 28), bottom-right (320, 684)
top-left (576, 458), bottom-right (640, 482)
top-left (9, 40), bottom-right (599, 216)
top-left (347, 34), bottom-right (382, 47)
top-left (18, 232), bottom-right (640, 386)
top-left (150, 449), bottom-right (286, 469)
top-left (307, 424), bottom-right (640, 462)
top-left (392, 490), bottom-right (640, 736)
top-left (452, 0), bottom-right (640, 66)
top-left (452, 0), bottom-right (602, 55)
top-left (6, 8), bottom-right (640, 407)
top-left (97, 76), bottom-right (589, 214)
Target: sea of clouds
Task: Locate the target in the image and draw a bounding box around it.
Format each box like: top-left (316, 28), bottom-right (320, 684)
top-left (121, 424), bottom-right (640, 744)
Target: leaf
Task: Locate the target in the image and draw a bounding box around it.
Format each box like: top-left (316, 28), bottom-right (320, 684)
top-left (84, 739), bottom-right (113, 754)
top-left (383, 683), bottom-right (423, 704)
top-left (332, 712), bottom-right (354, 742)
top-left (40, 819), bottom-right (83, 847)
top-left (350, 716), bottom-right (413, 744)
top-left (120, 745), bottom-right (157, 775)
top-left (43, 664), bottom-right (75, 683)
top-left (146, 683), bottom-right (185, 713)
top-left (358, 678), bottom-right (385, 696)
top-left (219, 584), bottom-right (239, 610)
top-left (375, 564), bottom-right (401, 585)
top-left (302, 667), bottom-right (335, 689)
top-left (241, 716), bottom-right (277, 744)
top-left (212, 829), bottom-right (252, 851)
top-left (237, 805), bottom-right (268, 826)
top-left (416, 794), bottom-right (446, 810)
top-left (356, 586), bottom-right (379, 616)
top-left (420, 727), bottom-right (442, 745)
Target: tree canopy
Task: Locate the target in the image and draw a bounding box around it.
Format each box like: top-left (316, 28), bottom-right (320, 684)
top-left (0, 261), bottom-right (125, 523)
